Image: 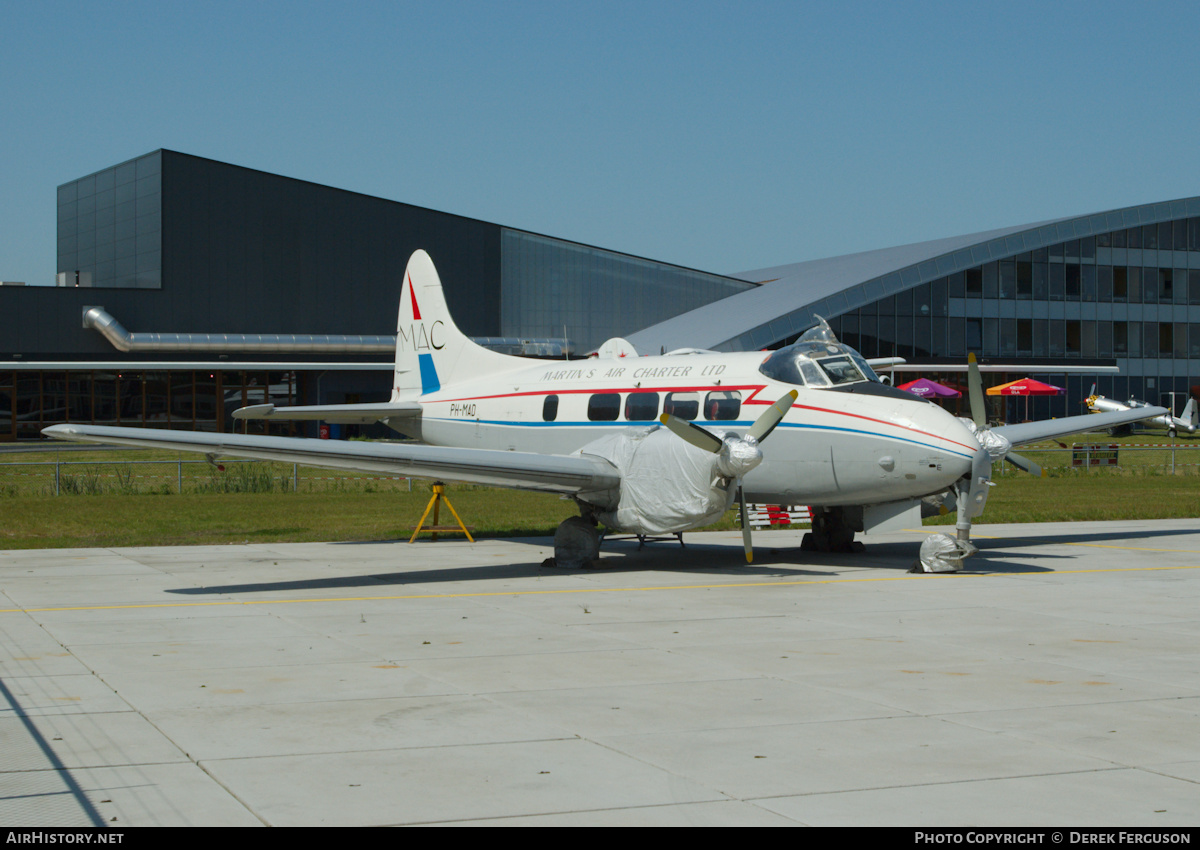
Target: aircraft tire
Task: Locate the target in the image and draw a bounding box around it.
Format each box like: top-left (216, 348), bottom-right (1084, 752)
top-left (550, 516), bottom-right (600, 569)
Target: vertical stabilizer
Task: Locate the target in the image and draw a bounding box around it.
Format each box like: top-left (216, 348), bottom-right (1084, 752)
top-left (392, 250), bottom-right (523, 400)
top-left (1183, 397), bottom-right (1197, 428)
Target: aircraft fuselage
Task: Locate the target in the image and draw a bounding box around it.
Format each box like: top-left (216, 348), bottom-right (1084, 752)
top-left (410, 350), bottom-right (979, 507)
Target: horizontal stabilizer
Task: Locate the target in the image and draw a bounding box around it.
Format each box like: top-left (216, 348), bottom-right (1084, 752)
top-left (232, 402), bottom-right (421, 424)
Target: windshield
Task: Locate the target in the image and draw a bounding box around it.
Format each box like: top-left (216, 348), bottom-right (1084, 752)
top-left (759, 341), bottom-right (878, 389)
top-left (816, 355), bottom-right (866, 385)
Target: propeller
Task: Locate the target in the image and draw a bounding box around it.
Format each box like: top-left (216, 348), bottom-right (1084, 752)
top-left (956, 355), bottom-right (1045, 545)
top-left (967, 354), bottom-right (1045, 478)
top-left (660, 389), bottom-right (798, 564)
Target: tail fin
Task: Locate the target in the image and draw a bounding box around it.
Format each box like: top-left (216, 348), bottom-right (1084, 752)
top-left (392, 250), bottom-right (523, 400)
top-left (1183, 398), bottom-right (1197, 428)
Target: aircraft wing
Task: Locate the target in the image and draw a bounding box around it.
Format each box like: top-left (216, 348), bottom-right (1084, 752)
top-left (41, 424), bottom-right (620, 497)
top-left (232, 401), bottom-right (421, 425)
top-left (992, 406), bottom-right (1169, 447)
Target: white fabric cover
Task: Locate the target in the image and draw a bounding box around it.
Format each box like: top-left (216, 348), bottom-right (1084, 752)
top-left (553, 516), bottom-right (601, 568)
top-left (958, 418), bottom-right (1012, 460)
top-left (916, 533), bottom-right (978, 573)
top-left (577, 426), bottom-right (740, 535)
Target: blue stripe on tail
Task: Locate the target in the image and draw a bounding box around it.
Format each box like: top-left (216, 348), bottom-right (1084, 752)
top-left (418, 353), bottom-right (440, 394)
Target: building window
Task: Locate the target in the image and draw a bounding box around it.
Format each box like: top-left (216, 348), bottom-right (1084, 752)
top-left (1017, 320), bottom-right (1032, 355)
top-left (1066, 321), bottom-right (1081, 356)
top-left (1065, 265), bottom-right (1081, 299)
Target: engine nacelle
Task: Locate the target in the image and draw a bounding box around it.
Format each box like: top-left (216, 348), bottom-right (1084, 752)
top-left (576, 426), bottom-right (742, 535)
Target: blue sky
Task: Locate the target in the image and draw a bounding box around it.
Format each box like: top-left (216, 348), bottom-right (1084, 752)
top-left (3, 0), bottom-right (1199, 287)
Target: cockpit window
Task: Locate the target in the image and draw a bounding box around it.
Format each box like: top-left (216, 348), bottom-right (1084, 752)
top-left (816, 355), bottom-right (867, 386)
top-left (800, 360), bottom-right (828, 387)
top-left (849, 353), bottom-right (881, 383)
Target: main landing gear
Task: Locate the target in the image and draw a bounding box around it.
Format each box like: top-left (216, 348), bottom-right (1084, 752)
top-left (545, 515), bottom-right (601, 569)
top-left (801, 507), bottom-right (864, 553)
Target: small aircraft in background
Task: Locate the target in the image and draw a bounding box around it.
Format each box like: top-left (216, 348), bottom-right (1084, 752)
top-left (44, 250), bottom-right (1169, 569)
top-left (1084, 387), bottom-right (1197, 438)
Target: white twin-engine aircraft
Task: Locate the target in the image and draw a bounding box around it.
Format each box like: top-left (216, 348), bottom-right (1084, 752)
top-left (44, 250), bottom-right (1168, 568)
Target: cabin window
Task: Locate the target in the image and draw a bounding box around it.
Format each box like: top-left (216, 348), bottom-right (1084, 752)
top-left (587, 393), bottom-right (621, 421)
top-left (704, 391), bottom-right (741, 420)
top-left (624, 392), bottom-right (659, 421)
top-left (663, 392), bottom-right (700, 420)
top-left (542, 394), bottom-right (558, 422)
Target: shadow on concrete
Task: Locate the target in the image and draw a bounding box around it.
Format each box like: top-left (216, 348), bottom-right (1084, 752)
top-left (163, 522), bottom-right (1199, 597)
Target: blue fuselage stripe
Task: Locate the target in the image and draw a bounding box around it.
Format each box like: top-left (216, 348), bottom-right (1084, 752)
top-left (423, 418), bottom-right (976, 460)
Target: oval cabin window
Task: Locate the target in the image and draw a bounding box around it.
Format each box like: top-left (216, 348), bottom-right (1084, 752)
top-left (624, 392), bottom-right (660, 421)
top-left (587, 393), bottom-right (621, 421)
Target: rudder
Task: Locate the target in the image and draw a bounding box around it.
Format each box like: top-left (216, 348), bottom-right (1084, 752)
top-left (392, 250), bottom-right (522, 400)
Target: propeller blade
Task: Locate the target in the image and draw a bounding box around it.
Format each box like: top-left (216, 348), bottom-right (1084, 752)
top-left (967, 353), bottom-right (986, 429)
top-left (738, 484), bottom-right (753, 564)
top-left (746, 389), bottom-right (799, 443)
top-left (1004, 451), bottom-right (1045, 477)
top-left (659, 413), bottom-right (723, 453)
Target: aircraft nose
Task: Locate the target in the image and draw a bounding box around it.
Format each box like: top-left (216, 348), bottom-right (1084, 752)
top-left (932, 405), bottom-right (980, 480)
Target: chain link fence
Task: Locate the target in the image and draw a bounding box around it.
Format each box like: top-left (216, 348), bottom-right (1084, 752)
top-left (993, 442), bottom-right (1200, 476)
top-left (2, 441), bottom-right (1197, 498)
top-left (0, 458), bottom-right (414, 497)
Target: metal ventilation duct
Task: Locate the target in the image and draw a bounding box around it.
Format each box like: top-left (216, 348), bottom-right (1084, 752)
top-left (81, 306), bottom-right (575, 358)
top-left (82, 306), bottom-right (395, 354)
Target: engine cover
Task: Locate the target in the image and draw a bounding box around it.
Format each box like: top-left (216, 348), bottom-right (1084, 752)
top-left (576, 426), bottom-right (736, 535)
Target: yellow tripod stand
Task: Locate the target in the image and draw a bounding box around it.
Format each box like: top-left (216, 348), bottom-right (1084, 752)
top-left (409, 481), bottom-right (474, 543)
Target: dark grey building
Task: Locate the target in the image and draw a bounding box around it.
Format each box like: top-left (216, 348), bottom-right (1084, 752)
top-left (1, 150), bottom-right (752, 440)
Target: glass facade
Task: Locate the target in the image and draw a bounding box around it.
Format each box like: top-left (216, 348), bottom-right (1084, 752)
top-left (56, 152), bottom-right (162, 289)
top-left (815, 215), bottom-right (1200, 421)
top-left (0, 369), bottom-right (298, 440)
top-left (501, 229), bottom-right (755, 353)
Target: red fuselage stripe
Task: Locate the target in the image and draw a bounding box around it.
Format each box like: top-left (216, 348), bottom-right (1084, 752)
top-left (426, 384), bottom-right (977, 453)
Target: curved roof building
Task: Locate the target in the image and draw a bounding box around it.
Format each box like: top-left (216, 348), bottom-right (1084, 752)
top-left (627, 197), bottom-right (1200, 420)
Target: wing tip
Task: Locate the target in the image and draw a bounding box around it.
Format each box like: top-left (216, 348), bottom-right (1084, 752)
top-left (233, 404), bottom-right (275, 420)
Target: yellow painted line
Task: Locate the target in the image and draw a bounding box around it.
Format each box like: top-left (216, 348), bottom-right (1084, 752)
top-left (3, 564), bottom-right (1200, 615)
top-left (1062, 541), bottom-right (1200, 554)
